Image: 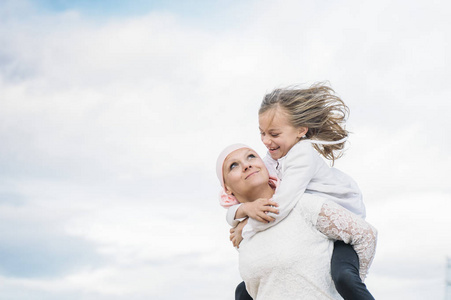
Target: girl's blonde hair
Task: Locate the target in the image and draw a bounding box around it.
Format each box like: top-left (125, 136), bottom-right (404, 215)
top-left (259, 82), bottom-right (349, 163)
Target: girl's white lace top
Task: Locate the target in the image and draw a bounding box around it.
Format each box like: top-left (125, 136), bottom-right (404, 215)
top-left (238, 193), bottom-right (377, 300)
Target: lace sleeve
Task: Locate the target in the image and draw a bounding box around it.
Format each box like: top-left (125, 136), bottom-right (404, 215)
top-left (316, 201), bottom-right (378, 281)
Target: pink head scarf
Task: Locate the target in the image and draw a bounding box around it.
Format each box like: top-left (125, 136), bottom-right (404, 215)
top-left (216, 143), bottom-right (250, 188)
top-left (216, 143), bottom-right (279, 208)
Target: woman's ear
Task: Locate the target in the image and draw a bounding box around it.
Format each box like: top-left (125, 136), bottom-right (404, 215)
top-left (298, 127), bottom-right (308, 138)
top-left (224, 184), bottom-right (233, 196)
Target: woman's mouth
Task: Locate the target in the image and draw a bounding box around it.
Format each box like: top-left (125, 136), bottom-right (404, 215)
top-left (245, 171), bottom-right (259, 179)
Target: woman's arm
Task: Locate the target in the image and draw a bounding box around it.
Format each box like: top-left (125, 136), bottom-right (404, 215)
top-left (316, 201), bottom-right (378, 280)
top-left (230, 218), bottom-right (248, 248)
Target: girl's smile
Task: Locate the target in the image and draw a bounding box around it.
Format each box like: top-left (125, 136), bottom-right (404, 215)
top-left (259, 107), bottom-right (308, 160)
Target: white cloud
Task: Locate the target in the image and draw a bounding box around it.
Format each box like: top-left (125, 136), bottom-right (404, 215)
top-left (1, 0), bottom-right (451, 298)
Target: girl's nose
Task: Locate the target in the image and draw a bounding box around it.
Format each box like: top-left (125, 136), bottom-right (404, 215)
top-left (262, 135), bottom-right (271, 146)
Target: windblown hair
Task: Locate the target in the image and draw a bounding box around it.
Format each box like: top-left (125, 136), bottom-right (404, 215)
top-left (259, 82), bottom-right (349, 164)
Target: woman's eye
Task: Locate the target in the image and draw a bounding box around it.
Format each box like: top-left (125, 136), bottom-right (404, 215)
top-left (230, 162), bottom-right (238, 170)
top-left (248, 154), bottom-right (256, 159)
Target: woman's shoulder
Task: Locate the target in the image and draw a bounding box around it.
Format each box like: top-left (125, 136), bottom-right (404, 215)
top-left (295, 194), bottom-right (326, 225)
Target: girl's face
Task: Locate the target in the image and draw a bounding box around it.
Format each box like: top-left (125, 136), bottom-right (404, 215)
top-left (259, 108), bottom-right (308, 160)
top-left (222, 148), bottom-right (269, 202)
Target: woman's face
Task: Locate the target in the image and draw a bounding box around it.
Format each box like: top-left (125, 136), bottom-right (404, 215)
top-left (222, 148), bottom-right (269, 201)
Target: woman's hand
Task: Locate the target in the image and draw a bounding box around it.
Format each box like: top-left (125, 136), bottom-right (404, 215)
top-left (239, 198), bottom-right (279, 223)
top-left (230, 218), bottom-right (248, 248)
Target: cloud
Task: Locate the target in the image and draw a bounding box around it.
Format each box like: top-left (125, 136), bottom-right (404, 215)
top-left (0, 198), bottom-right (106, 278)
top-left (0, 0), bottom-right (450, 298)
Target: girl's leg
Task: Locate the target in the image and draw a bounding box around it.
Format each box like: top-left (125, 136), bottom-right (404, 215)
top-left (235, 281), bottom-right (253, 300)
top-left (331, 241), bottom-right (375, 300)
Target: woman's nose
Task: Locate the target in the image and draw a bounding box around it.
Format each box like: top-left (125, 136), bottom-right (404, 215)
top-left (243, 162), bottom-right (252, 171)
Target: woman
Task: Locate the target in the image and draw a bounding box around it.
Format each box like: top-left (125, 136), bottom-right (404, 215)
top-left (217, 144), bottom-right (377, 299)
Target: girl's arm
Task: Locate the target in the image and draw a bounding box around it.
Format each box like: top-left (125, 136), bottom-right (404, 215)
top-left (244, 141), bottom-right (317, 238)
top-left (226, 200), bottom-right (279, 227)
top-left (226, 204), bottom-right (243, 227)
top-left (316, 201), bottom-right (378, 280)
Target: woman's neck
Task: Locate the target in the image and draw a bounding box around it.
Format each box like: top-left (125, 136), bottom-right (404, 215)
top-left (238, 183), bottom-right (275, 203)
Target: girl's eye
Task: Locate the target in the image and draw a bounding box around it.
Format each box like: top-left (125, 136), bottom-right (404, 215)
top-left (271, 134), bottom-right (279, 137)
top-left (230, 162), bottom-right (238, 170)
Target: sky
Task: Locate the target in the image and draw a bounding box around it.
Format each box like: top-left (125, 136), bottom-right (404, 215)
top-left (1, 0), bottom-right (450, 299)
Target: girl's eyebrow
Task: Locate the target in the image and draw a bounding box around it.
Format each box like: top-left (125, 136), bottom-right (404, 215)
top-left (259, 126), bottom-right (280, 132)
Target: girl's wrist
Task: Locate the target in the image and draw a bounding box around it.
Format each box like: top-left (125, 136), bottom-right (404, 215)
top-left (236, 203), bottom-right (249, 219)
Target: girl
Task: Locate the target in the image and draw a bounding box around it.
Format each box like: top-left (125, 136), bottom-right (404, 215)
top-left (220, 83), bottom-right (376, 299)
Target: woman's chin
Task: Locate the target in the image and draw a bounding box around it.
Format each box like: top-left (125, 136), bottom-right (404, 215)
top-left (246, 175), bottom-right (269, 187)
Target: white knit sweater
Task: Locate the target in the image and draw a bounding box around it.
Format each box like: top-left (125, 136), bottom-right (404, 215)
top-left (238, 193), bottom-right (377, 299)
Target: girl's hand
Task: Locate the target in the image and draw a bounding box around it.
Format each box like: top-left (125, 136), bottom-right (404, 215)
top-left (242, 198), bottom-right (279, 223)
top-left (230, 218), bottom-right (248, 248)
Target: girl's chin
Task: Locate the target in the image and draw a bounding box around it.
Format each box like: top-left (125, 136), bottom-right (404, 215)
top-left (269, 151), bottom-right (282, 160)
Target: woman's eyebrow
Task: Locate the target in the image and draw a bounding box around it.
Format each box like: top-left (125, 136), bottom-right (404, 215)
top-left (245, 150), bottom-right (258, 158)
top-left (225, 157), bottom-right (235, 166)
top-left (225, 154), bottom-right (241, 166)
top-left (223, 160), bottom-right (235, 173)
